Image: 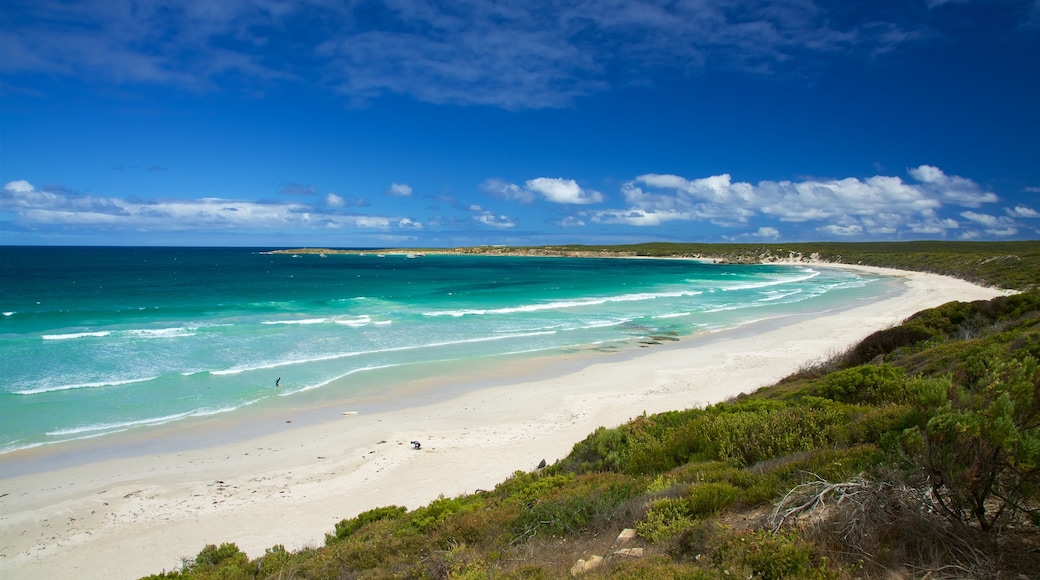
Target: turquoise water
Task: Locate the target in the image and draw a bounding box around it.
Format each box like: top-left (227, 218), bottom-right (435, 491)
top-left (0, 247), bottom-right (888, 454)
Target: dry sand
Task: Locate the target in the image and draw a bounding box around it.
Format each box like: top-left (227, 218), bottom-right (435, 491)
top-left (0, 263), bottom-right (1010, 579)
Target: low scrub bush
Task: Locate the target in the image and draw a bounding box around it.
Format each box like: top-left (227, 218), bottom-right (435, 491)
top-left (712, 531), bottom-right (840, 580)
top-left (141, 543), bottom-right (254, 580)
top-left (637, 483), bottom-right (741, 543)
top-left (907, 354), bottom-right (1040, 532)
top-left (700, 405), bottom-right (849, 467)
top-left (327, 504), bottom-right (408, 543)
top-left (411, 494), bottom-right (485, 534)
top-left (811, 364), bottom-right (909, 404)
top-left (513, 472), bottom-right (642, 537)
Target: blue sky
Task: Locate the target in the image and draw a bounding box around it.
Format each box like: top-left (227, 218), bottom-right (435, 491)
top-left (2, 0), bottom-right (1038, 247)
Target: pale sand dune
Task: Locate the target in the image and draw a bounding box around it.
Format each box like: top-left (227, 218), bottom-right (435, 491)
top-left (0, 264), bottom-right (1010, 579)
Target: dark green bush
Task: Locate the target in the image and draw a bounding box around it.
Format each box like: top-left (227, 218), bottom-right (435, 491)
top-left (513, 472), bottom-right (642, 536)
top-left (908, 354), bottom-right (1040, 531)
top-left (712, 531), bottom-right (840, 580)
top-left (410, 494), bottom-right (485, 534)
top-left (256, 544), bottom-right (294, 577)
top-left (328, 504), bottom-right (408, 543)
top-left (811, 364), bottom-right (909, 404)
top-left (638, 483), bottom-right (741, 543)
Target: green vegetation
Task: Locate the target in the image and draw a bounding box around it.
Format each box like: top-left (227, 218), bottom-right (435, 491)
top-left (451, 240), bottom-right (1040, 290)
top-left (145, 242), bottom-right (1039, 579)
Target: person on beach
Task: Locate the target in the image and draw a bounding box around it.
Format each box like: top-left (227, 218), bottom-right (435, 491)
top-left (275, 377), bottom-right (281, 388)
top-left (410, 440), bottom-right (421, 450)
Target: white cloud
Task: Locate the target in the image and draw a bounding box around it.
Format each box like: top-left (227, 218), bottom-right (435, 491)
top-left (1009, 205), bottom-right (1040, 218)
top-left (751, 226), bottom-right (780, 239)
top-left (960, 211), bottom-right (1018, 236)
top-left (325, 193), bottom-right (345, 207)
top-left (591, 208), bottom-right (692, 226)
top-left (474, 211), bottom-right (515, 228)
top-left (525, 178), bottom-right (603, 204)
top-left (956, 211), bottom-right (1015, 236)
top-left (387, 183), bottom-right (413, 196)
top-left (557, 216), bottom-right (585, 227)
top-left (818, 223), bottom-right (865, 237)
top-left (589, 166), bottom-right (1004, 239)
top-left (485, 177), bottom-right (603, 205)
top-left (1, 180), bottom-right (414, 234)
top-left (4, 180), bottom-right (34, 194)
top-left (908, 164), bottom-right (998, 206)
top-left (398, 217), bottom-right (422, 228)
top-left (480, 179), bottom-right (535, 203)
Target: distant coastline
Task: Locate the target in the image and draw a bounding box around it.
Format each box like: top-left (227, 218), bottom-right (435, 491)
top-left (265, 241), bottom-right (1040, 290)
top-left (264, 245), bottom-right (819, 264)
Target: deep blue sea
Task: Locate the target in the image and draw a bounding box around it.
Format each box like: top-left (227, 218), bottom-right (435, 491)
top-left (0, 247), bottom-right (891, 454)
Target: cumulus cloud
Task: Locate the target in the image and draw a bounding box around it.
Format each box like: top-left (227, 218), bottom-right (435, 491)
top-left (557, 216), bottom-right (585, 227)
top-left (584, 165), bottom-right (1007, 239)
top-left (907, 165), bottom-right (998, 207)
top-left (4, 180), bottom-right (33, 194)
top-left (387, 183), bottom-right (413, 196)
top-left (485, 177), bottom-right (602, 205)
top-left (525, 178), bottom-right (603, 204)
top-left (1, 180), bottom-right (413, 234)
top-left (474, 211), bottom-right (516, 228)
top-left (961, 211), bottom-right (1018, 236)
top-left (1008, 205), bottom-right (1040, 218)
top-left (480, 179), bottom-right (536, 204)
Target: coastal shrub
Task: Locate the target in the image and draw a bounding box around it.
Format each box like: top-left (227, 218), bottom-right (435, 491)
top-left (439, 498), bottom-right (520, 547)
top-left (553, 425), bottom-right (632, 474)
top-left (513, 472), bottom-right (642, 536)
top-left (154, 543), bottom-right (253, 580)
top-left (636, 499), bottom-right (697, 544)
top-left (311, 518), bottom-right (422, 574)
top-left (256, 544), bottom-right (294, 577)
top-left (637, 483), bottom-right (741, 543)
top-left (327, 504), bottom-right (408, 543)
top-left (811, 364), bottom-right (909, 404)
top-left (842, 403), bottom-right (918, 448)
top-left (844, 326), bottom-right (933, 366)
top-left (743, 445), bottom-right (882, 505)
top-left (499, 471), bottom-right (576, 505)
top-left (712, 531), bottom-right (840, 580)
top-left (411, 494), bottom-right (485, 534)
top-left (608, 556), bottom-right (716, 579)
top-left (699, 405), bottom-right (849, 467)
top-left (907, 354), bottom-right (1040, 531)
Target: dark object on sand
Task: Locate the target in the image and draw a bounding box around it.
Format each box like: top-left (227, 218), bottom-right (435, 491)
top-left (537, 458), bottom-right (547, 469)
top-left (410, 440), bottom-right (421, 450)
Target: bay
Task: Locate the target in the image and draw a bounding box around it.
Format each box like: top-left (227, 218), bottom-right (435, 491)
top-left (0, 246), bottom-right (888, 454)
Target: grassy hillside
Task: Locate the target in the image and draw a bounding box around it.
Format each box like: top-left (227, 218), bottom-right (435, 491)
top-left (147, 242), bottom-right (1040, 579)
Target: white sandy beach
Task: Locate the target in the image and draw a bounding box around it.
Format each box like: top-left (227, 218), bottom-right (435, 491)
top-left (0, 263), bottom-right (1010, 579)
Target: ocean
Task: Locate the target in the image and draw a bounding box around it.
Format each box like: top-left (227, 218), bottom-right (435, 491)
top-left (0, 246), bottom-right (892, 456)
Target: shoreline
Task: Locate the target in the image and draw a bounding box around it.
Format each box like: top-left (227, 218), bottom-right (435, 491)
top-left (0, 263), bottom-right (1010, 579)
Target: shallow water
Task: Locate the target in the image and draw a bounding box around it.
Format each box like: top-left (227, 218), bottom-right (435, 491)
top-left (0, 247), bottom-right (888, 453)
